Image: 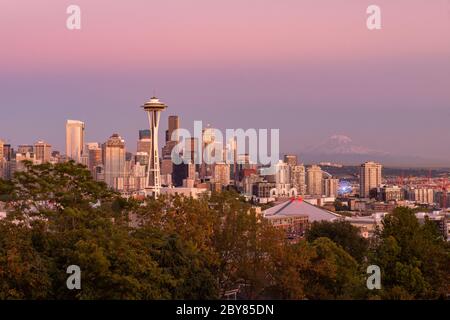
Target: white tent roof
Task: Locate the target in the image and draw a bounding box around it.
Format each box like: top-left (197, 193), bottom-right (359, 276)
top-left (264, 197), bottom-right (342, 222)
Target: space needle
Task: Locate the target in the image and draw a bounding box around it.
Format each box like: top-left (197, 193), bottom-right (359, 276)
top-left (141, 96), bottom-right (168, 197)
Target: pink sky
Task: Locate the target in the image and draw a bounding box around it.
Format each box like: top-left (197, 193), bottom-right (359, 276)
top-left (1, 0), bottom-right (449, 72)
top-left (1, 1), bottom-right (450, 164)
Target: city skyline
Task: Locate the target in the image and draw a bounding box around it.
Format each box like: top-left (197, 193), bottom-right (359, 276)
top-left (1, 0), bottom-right (449, 304)
top-left (1, 0), bottom-right (450, 165)
top-left (1, 111), bottom-right (450, 168)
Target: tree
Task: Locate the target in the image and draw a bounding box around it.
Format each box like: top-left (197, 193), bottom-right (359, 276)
top-left (1, 163), bottom-right (448, 300)
top-left (206, 191), bottom-right (286, 299)
top-left (305, 238), bottom-right (365, 299)
top-left (370, 207), bottom-right (450, 299)
top-left (9, 161), bottom-right (115, 216)
top-left (0, 221), bottom-right (52, 299)
top-left (134, 228), bottom-right (219, 299)
top-left (306, 220), bottom-right (369, 263)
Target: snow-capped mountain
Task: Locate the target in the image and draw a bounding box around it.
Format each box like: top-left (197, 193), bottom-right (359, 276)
top-left (304, 135), bottom-right (388, 156)
top-left (299, 135), bottom-right (447, 167)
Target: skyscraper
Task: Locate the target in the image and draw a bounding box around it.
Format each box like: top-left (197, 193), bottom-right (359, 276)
top-left (201, 125), bottom-right (216, 179)
top-left (166, 115), bottom-right (180, 143)
top-left (284, 155), bottom-right (298, 167)
top-left (323, 177), bottom-right (339, 197)
top-left (137, 138), bottom-right (152, 154)
top-left (185, 137), bottom-right (200, 165)
top-left (307, 165), bottom-right (323, 196)
top-left (17, 145), bottom-right (34, 154)
top-left (2, 144), bottom-right (12, 162)
top-left (0, 139), bottom-right (4, 161)
top-left (87, 143), bottom-right (102, 174)
top-left (139, 129), bottom-right (151, 140)
top-left (213, 162), bottom-right (230, 186)
top-left (141, 97), bottom-right (167, 197)
top-left (137, 129), bottom-right (152, 159)
top-left (66, 120), bottom-right (85, 163)
top-left (275, 160), bottom-right (290, 187)
top-left (291, 164), bottom-right (306, 195)
top-left (360, 161), bottom-right (382, 198)
top-left (34, 140), bottom-right (52, 163)
top-left (104, 134), bottom-right (126, 190)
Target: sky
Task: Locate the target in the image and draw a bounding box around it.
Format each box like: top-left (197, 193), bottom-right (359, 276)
top-left (1, 0), bottom-right (450, 164)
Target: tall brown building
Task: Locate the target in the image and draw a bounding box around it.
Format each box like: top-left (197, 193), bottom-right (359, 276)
top-left (307, 165), bottom-right (323, 196)
top-left (2, 144), bottom-right (12, 161)
top-left (0, 139), bottom-right (4, 161)
top-left (185, 137), bottom-right (200, 164)
top-left (34, 140), bottom-right (52, 163)
top-left (161, 116), bottom-right (181, 182)
top-left (284, 154), bottom-right (298, 167)
top-left (166, 115), bottom-right (180, 143)
top-left (137, 139), bottom-right (152, 154)
top-left (360, 161), bottom-right (382, 198)
top-left (87, 144), bottom-right (102, 173)
top-left (213, 162), bottom-right (230, 186)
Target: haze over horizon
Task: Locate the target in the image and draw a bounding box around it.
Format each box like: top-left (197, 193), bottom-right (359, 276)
top-left (1, 0), bottom-right (450, 166)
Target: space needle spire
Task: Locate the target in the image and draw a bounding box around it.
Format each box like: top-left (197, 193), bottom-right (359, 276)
top-left (141, 96), bottom-right (168, 197)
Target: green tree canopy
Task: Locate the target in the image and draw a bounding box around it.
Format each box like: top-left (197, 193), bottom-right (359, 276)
top-left (306, 220), bottom-right (369, 262)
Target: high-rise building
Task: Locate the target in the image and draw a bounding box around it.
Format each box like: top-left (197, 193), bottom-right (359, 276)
top-left (139, 129), bottom-right (151, 140)
top-left (381, 185), bottom-right (404, 202)
top-left (406, 187), bottom-right (434, 205)
top-left (137, 129), bottom-right (152, 157)
top-left (166, 115), bottom-right (180, 143)
top-left (291, 165), bottom-right (306, 195)
top-left (213, 162), bottom-right (230, 187)
top-left (2, 144), bottom-right (12, 161)
top-left (236, 154), bottom-right (257, 181)
top-left (323, 177), bottom-right (339, 197)
top-left (15, 152), bottom-right (36, 172)
top-left (200, 125), bottom-right (217, 180)
top-left (86, 143), bottom-right (102, 174)
top-left (307, 165), bottom-right (323, 196)
top-left (66, 120), bottom-right (85, 163)
top-left (0, 139), bottom-right (4, 161)
top-left (275, 160), bottom-right (290, 187)
top-left (141, 97), bottom-right (167, 197)
top-left (17, 145), bottom-right (34, 154)
top-left (227, 137), bottom-right (238, 184)
top-left (173, 162), bottom-right (196, 187)
top-left (104, 134), bottom-right (126, 190)
top-left (161, 158), bottom-right (173, 178)
top-left (135, 152), bottom-right (149, 167)
top-left (137, 139), bottom-right (152, 154)
top-left (284, 155), bottom-right (298, 167)
top-left (162, 140), bottom-right (177, 159)
top-left (34, 140), bottom-right (52, 163)
top-left (284, 155), bottom-right (305, 195)
top-left (161, 116), bottom-right (180, 185)
top-left (360, 161), bottom-right (382, 198)
top-left (0, 139), bottom-right (4, 180)
top-left (185, 137), bottom-right (200, 165)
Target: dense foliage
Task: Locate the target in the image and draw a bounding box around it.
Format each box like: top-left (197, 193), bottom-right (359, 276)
top-left (0, 162), bottom-right (448, 299)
